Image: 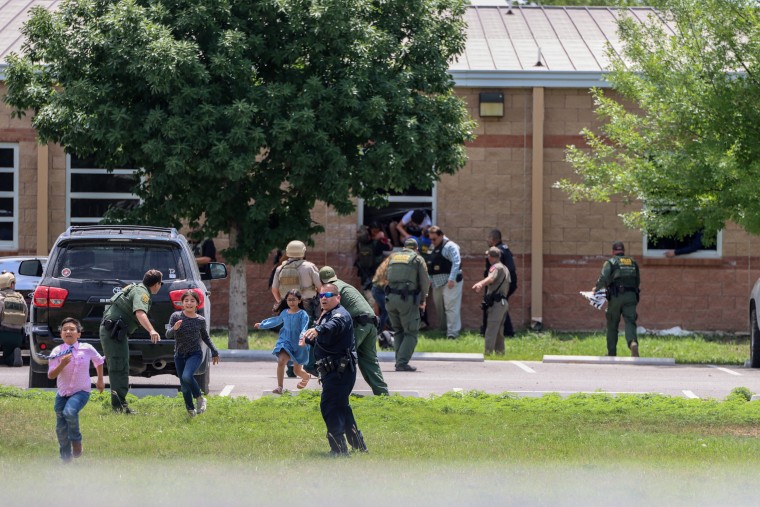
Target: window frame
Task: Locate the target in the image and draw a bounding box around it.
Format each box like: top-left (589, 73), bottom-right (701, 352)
top-left (642, 231), bottom-right (723, 259)
top-left (66, 155), bottom-right (141, 226)
top-left (357, 185), bottom-right (437, 227)
top-left (0, 143), bottom-right (19, 250)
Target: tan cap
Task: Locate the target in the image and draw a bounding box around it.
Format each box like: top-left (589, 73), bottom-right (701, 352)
top-left (0, 271), bottom-right (15, 289)
top-left (285, 240), bottom-right (307, 258)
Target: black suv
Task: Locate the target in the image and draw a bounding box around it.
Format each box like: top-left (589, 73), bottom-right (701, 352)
top-left (23, 225), bottom-right (227, 392)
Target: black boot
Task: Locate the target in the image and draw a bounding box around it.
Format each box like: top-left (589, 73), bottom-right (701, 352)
top-left (327, 432), bottom-right (349, 456)
top-left (347, 427), bottom-right (368, 453)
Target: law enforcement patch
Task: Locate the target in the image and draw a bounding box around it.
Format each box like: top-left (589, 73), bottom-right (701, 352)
top-left (142, 294), bottom-right (149, 304)
top-left (390, 253), bottom-right (413, 264)
top-left (619, 258), bottom-right (633, 266)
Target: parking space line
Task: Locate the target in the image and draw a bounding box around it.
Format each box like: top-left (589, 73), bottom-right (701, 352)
top-left (510, 361), bottom-right (536, 374)
top-left (709, 365), bottom-right (741, 376)
top-left (682, 390), bottom-right (699, 399)
top-left (220, 385), bottom-right (235, 397)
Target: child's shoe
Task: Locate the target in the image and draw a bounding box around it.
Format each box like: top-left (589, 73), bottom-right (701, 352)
top-left (196, 396), bottom-right (207, 414)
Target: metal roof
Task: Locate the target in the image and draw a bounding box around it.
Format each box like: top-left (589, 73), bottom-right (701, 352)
top-left (453, 1), bottom-right (668, 88)
top-left (0, 0), bottom-right (665, 88)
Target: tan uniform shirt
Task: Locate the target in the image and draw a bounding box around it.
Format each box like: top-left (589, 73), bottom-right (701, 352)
top-left (272, 258), bottom-right (322, 299)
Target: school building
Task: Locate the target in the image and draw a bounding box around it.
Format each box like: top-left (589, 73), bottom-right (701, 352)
top-left (0, 1), bottom-right (755, 334)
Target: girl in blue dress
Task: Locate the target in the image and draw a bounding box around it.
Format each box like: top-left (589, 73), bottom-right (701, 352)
top-left (254, 289), bottom-right (311, 394)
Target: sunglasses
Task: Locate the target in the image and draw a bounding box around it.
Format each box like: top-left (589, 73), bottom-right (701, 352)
top-left (318, 292), bottom-right (337, 299)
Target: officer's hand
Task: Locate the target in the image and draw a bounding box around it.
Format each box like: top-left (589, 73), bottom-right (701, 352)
top-left (149, 330), bottom-right (160, 344)
top-left (419, 302), bottom-right (426, 310)
top-left (472, 283), bottom-right (482, 293)
top-left (173, 320), bottom-right (183, 330)
top-left (212, 356), bottom-right (220, 365)
top-left (447, 280), bottom-right (455, 289)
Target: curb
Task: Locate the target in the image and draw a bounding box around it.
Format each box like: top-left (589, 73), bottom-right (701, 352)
top-left (218, 350), bottom-right (484, 363)
top-left (542, 355), bottom-right (675, 366)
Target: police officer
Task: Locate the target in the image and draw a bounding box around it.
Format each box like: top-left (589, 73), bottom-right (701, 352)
top-left (0, 272), bottom-right (27, 367)
top-left (473, 247), bottom-right (510, 355)
top-left (318, 266), bottom-right (389, 396)
top-left (99, 269), bottom-right (163, 413)
top-left (427, 226), bottom-right (463, 339)
top-left (593, 241), bottom-right (641, 357)
top-left (271, 240), bottom-right (322, 321)
top-left (482, 229), bottom-right (517, 337)
top-left (300, 284), bottom-right (367, 455)
top-left (385, 237), bottom-right (431, 372)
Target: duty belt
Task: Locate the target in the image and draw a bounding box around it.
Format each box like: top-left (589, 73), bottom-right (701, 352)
top-left (353, 314), bottom-right (378, 327)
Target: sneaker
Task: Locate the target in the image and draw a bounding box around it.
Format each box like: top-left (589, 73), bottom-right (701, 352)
top-left (72, 441), bottom-right (83, 458)
top-left (196, 396), bottom-right (207, 414)
top-left (395, 364), bottom-right (417, 372)
top-left (187, 409), bottom-right (197, 417)
top-left (630, 342), bottom-right (640, 358)
top-left (12, 347), bottom-right (22, 367)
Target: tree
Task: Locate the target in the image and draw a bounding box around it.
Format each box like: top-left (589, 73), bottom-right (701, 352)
top-left (5, 0), bottom-right (474, 348)
top-left (558, 0), bottom-right (760, 243)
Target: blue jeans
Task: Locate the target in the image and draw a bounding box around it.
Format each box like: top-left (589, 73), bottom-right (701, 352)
top-left (54, 391), bottom-right (90, 460)
top-left (371, 285), bottom-right (389, 332)
top-left (175, 350), bottom-right (203, 410)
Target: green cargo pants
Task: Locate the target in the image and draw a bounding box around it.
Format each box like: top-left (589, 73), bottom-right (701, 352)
top-left (606, 291), bottom-right (638, 356)
top-left (354, 322), bottom-right (388, 395)
top-left (99, 324), bottom-right (130, 410)
top-left (385, 293), bottom-right (420, 368)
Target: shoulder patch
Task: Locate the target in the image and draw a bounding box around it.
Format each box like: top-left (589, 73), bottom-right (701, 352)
top-left (141, 294), bottom-right (150, 304)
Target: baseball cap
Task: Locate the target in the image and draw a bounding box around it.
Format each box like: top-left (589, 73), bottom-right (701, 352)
top-left (404, 237), bottom-right (419, 248)
top-left (486, 246), bottom-right (501, 258)
top-left (319, 266), bottom-right (338, 283)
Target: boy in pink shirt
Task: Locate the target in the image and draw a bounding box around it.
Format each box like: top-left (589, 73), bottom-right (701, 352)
top-left (48, 317), bottom-right (105, 462)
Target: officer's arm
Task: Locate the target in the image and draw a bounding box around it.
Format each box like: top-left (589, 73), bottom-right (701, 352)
top-left (594, 261), bottom-right (612, 291)
top-left (135, 310), bottom-right (160, 340)
top-left (315, 313), bottom-right (349, 347)
top-left (447, 244), bottom-right (462, 282)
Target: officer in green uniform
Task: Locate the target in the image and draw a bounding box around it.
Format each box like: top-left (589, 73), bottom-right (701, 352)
top-left (385, 238), bottom-right (431, 371)
top-left (318, 266), bottom-right (389, 396)
top-left (593, 241), bottom-right (640, 357)
top-left (99, 269), bottom-right (163, 413)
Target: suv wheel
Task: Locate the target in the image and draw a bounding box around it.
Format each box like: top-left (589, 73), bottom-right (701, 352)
top-left (29, 363), bottom-right (56, 388)
top-left (751, 308), bottom-right (760, 368)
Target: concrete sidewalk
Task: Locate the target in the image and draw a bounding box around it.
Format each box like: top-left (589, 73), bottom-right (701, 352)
top-left (218, 350), bottom-right (484, 362)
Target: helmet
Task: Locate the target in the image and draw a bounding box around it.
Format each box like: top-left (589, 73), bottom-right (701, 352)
top-left (285, 240), bottom-right (307, 258)
top-left (0, 271), bottom-right (15, 289)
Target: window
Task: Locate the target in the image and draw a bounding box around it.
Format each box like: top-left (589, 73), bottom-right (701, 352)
top-left (643, 230), bottom-right (722, 258)
top-left (0, 144), bottom-right (19, 249)
top-left (357, 185), bottom-right (436, 247)
top-left (53, 243), bottom-right (186, 282)
top-left (67, 154), bottom-right (141, 226)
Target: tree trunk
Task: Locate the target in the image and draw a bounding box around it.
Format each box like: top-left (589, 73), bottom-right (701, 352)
top-left (227, 223), bottom-right (249, 349)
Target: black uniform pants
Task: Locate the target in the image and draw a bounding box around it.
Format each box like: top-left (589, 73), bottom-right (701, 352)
top-left (320, 368), bottom-right (358, 452)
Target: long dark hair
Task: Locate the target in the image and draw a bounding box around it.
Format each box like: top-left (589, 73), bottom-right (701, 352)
top-left (275, 289), bottom-right (303, 313)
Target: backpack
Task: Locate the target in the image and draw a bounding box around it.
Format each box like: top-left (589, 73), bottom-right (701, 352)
top-left (356, 241), bottom-right (376, 272)
top-left (0, 289), bottom-right (27, 330)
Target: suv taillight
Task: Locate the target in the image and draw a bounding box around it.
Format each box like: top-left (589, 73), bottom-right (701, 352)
top-left (33, 286), bottom-right (69, 308)
top-left (169, 288), bottom-right (205, 310)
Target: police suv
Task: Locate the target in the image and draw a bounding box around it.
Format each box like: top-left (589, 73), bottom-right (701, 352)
top-left (22, 226), bottom-right (227, 391)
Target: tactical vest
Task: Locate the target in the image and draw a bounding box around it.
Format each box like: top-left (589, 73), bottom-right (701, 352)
top-left (0, 289), bottom-right (27, 330)
top-left (278, 259), bottom-right (314, 297)
top-left (609, 256), bottom-right (639, 288)
top-left (427, 239), bottom-right (452, 275)
top-left (386, 250), bottom-right (420, 291)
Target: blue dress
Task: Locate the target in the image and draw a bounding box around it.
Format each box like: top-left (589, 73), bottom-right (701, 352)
top-left (271, 309), bottom-right (310, 365)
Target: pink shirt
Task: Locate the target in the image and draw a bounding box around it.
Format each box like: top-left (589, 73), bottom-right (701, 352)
top-left (48, 342), bottom-right (104, 396)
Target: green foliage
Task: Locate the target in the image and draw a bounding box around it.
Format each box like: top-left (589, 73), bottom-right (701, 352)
top-left (4, 0), bottom-right (474, 264)
top-left (726, 386), bottom-right (753, 402)
top-left (559, 0), bottom-right (760, 240)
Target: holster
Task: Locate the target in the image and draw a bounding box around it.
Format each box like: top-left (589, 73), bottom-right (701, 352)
top-left (111, 319), bottom-right (127, 342)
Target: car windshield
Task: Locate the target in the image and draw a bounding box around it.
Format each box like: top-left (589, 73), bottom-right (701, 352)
top-left (52, 244), bottom-right (185, 282)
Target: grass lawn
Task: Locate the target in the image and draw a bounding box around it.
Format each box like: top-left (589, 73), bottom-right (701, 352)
top-left (211, 329), bottom-right (751, 365)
